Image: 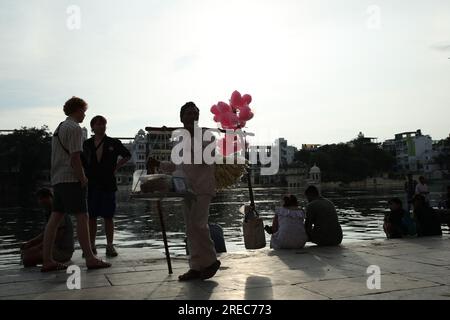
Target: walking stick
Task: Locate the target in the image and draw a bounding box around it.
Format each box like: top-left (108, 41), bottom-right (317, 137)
top-left (244, 134), bottom-right (258, 219)
top-left (156, 199), bottom-right (173, 274)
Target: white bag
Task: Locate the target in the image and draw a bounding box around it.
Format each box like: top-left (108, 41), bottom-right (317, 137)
top-left (243, 216), bottom-right (266, 249)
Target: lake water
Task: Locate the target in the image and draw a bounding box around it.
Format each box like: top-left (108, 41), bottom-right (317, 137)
top-left (0, 187), bottom-right (448, 270)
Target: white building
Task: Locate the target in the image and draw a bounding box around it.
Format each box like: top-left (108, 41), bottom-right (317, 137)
top-left (145, 127), bottom-right (173, 162)
top-left (383, 129), bottom-right (433, 174)
top-left (115, 129), bottom-right (147, 186)
top-left (132, 129), bottom-right (148, 171)
top-left (276, 138), bottom-right (297, 166)
top-left (307, 164), bottom-right (322, 192)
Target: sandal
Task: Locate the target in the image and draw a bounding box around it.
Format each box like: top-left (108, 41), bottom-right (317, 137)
top-left (178, 269), bottom-right (202, 281)
top-left (106, 245), bottom-right (118, 257)
top-left (87, 259), bottom-right (111, 270)
top-left (41, 262), bottom-right (68, 273)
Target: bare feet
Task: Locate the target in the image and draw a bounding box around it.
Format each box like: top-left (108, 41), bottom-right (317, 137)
top-left (106, 245), bottom-right (118, 257)
top-left (86, 258), bottom-right (111, 270)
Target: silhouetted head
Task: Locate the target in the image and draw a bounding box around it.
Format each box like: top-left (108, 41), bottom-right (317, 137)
top-left (388, 197), bottom-right (402, 211)
top-left (304, 185), bottom-right (320, 202)
top-left (407, 173), bottom-right (413, 180)
top-left (180, 102), bottom-right (199, 129)
top-left (90, 115), bottom-right (107, 136)
top-left (63, 96), bottom-right (87, 123)
top-left (419, 176), bottom-right (426, 184)
top-left (282, 195), bottom-right (299, 208)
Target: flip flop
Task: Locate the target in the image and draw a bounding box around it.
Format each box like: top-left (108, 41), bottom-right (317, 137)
top-left (178, 269), bottom-right (201, 281)
top-left (87, 259), bottom-right (111, 270)
top-left (41, 262), bottom-right (68, 273)
top-left (106, 246), bottom-right (118, 257)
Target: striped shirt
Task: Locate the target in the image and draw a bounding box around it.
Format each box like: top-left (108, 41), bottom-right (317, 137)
top-left (51, 117), bottom-right (84, 185)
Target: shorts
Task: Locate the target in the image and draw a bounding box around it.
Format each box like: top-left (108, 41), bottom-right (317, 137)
top-left (53, 183), bottom-right (87, 215)
top-left (88, 187), bottom-right (116, 219)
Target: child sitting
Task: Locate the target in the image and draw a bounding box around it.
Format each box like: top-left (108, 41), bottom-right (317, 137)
top-left (265, 195), bottom-right (307, 250)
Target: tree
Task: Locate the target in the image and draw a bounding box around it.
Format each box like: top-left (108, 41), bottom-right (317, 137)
top-left (294, 140), bottom-right (395, 183)
top-left (0, 126), bottom-right (52, 206)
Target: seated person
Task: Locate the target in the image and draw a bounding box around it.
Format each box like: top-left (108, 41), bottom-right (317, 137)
top-left (265, 195), bottom-right (307, 250)
top-left (20, 188), bottom-right (75, 267)
top-left (412, 194), bottom-right (442, 237)
top-left (304, 186), bottom-right (343, 246)
top-left (383, 198), bottom-right (405, 239)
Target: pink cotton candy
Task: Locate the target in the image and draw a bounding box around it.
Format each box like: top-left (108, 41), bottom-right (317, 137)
top-left (230, 90), bottom-right (242, 109)
top-left (242, 94), bottom-right (252, 106)
top-left (210, 104), bottom-right (220, 115)
top-left (217, 101), bottom-right (232, 114)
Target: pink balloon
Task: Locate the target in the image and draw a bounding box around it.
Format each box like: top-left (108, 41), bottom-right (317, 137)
top-left (220, 112), bottom-right (239, 129)
top-left (242, 94), bottom-right (252, 105)
top-left (217, 101), bottom-right (232, 114)
top-left (213, 114), bottom-right (221, 122)
top-left (238, 106), bottom-right (252, 121)
top-left (230, 90), bottom-right (242, 108)
top-left (210, 105), bottom-right (220, 115)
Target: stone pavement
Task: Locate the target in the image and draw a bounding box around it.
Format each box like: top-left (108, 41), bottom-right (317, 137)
top-left (1, 236), bottom-right (450, 300)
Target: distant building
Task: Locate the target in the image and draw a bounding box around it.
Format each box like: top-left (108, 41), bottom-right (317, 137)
top-left (276, 138), bottom-right (297, 166)
top-left (382, 129), bottom-right (433, 174)
top-left (307, 164), bottom-right (322, 192)
top-left (115, 129), bottom-right (152, 187)
top-left (133, 129), bottom-right (148, 171)
top-left (302, 144), bottom-right (322, 151)
top-left (145, 127), bottom-right (173, 162)
top-left (247, 138), bottom-right (306, 187)
top-left (348, 132), bottom-right (379, 147)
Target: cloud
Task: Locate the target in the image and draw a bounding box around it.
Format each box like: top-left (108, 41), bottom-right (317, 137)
top-left (430, 42), bottom-right (450, 51)
top-left (0, 106), bottom-right (66, 132)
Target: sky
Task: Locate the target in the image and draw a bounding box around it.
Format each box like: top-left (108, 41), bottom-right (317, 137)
top-left (1, 0), bottom-right (449, 147)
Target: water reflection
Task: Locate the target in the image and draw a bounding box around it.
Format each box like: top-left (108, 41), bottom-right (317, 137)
top-left (0, 187), bottom-right (448, 269)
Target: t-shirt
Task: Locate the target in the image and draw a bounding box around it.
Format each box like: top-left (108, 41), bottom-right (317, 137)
top-left (83, 136), bottom-right (131, 192)
top-left (415, 183), bottom-right (430, 201)
top-left (162, 128), bottom-right (217, 196)
top-left (51, 117), bottom-right (83, 185)
top-left (305, 197), bottom-right (343, 246)
top-left (270, 207), bottom-right (307, 249)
